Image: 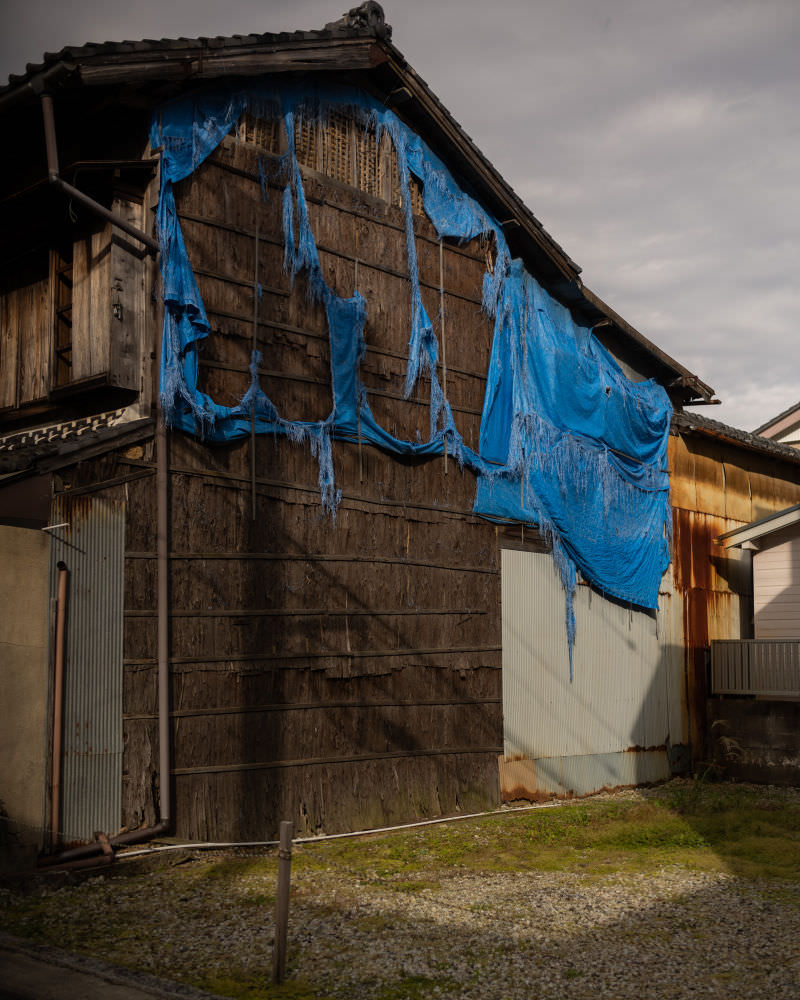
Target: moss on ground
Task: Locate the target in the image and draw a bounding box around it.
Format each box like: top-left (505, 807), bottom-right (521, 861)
top-left (280, 781), bottom-right (800, 883)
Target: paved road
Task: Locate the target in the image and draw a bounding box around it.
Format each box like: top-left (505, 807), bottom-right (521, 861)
top-left (0, 935), bottom-right (225, 1000)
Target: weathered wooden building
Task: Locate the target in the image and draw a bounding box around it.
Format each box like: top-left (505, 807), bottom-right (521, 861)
top-left (2, 4), bottom-right (800, 863)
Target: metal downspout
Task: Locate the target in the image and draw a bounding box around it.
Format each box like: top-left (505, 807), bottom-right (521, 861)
top-left (39, 92), bottom-right (159, 256)
top-left (156, 380), bottom-right (171, 830)
top-left (38, 152), bottom-right (171, 869)
top-left (50, 561), bottom-right (68, 848)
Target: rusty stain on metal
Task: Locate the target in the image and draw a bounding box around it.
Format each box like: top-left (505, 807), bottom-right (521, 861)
top-left (667, 422), bottom-right (800, 762)
top-left (502, 785), bottom-right (560, 804)
top-left (95, 831), bottom-right (114, 857)
top-left (500, 773), bottom-right (668, 805)
top-left (673, 507), bottom-right (712, 761)
top-left (498, 750), bottom-right (670, 803)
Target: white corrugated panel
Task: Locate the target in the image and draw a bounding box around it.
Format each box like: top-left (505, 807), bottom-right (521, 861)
top-left (501, 548), bottom-right (683, 795)
top-left (50, 495), bottom-right (125, 843)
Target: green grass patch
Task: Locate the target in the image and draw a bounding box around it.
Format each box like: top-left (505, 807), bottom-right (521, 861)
top-left (188, 785), bottom-right (800, 885)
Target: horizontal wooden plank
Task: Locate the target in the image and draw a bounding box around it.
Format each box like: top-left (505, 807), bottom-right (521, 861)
top-left (124, 696), bottom-right (502, 721)
top-left (124, 551), bottom-right (496, 574)
top-left (78, 40), bottom-right (386, 85)
top-left (204, 151), bottom-right (488, 265)
top-left (197, 327), bottom-right (488, 383)
top-left (118, 455), bottom-right (494, 519)
top-left (180, 211), bottom-right (485, 306)
top-left (124, 606), bottom-right (488, 618)
top-left (171, 745), bottom-right (503, 776)
top-left (124, 644), bottom-right (502, 666)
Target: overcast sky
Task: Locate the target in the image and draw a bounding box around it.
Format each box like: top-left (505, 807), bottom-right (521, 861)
top-left (2, 0), bottom-right (798, 431)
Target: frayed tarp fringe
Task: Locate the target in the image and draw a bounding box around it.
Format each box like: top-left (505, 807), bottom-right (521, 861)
top-left (150, 78), bottom-right (673, 673)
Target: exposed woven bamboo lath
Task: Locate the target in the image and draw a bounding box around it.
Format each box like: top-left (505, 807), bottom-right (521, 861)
top-left (273, 111), bottom-right (425, 213)
top-left (238, 112), bottom-right (280, 154)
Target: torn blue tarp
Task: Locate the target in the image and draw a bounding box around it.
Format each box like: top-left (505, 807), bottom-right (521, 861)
top-left (150, 78), bottom-right (672, 671)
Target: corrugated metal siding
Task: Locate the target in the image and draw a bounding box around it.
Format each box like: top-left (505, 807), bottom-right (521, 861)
top-left (666, 430), bottom-right (800, 757)
top-left (499, 750), bottom-right (669, 800)
top-left (50, 495), bottom-right (125, 842)
top-left (500, 548), bottom-right (683, 797)
top-left (711, 639), bottom-right (800, 696)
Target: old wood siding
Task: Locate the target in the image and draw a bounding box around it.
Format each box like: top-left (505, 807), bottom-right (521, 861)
top-left (0, 266), bottom-right (52, 409)
top-left (109, 197), bottom-right (148, 392)
top-left (72, 226), bottom-right (112, 381)
top-left (669, 431), bottom-right (800, 754)
top-left (1, 193), bottom-right (146, 412)
top-left (118, 125), bottom-right (504, 839)
top-left (71, 198), bottom-right (145, 389)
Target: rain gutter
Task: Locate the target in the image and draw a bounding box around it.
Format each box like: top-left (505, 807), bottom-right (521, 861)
top-left (0, 62), bottom-right (74, 113)
top-left (50, 562), bottom-right (68, 848)
top-left (39, 91), bottom-right (159, 256)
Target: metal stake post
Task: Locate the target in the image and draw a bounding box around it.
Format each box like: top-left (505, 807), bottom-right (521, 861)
top-left (272, 820), bottom-right (294, 983)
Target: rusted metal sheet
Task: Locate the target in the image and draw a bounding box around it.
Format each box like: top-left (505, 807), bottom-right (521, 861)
top-left (668, 426), bottom-right (800, 758)
top-left (499, 749), bottom-right (670, 801)
top-left (500, 548), bottom-right (684, 799)
top-left (667, 435), bottom-right (697, 511)
top-left (723, 461), bottom-right (753, 522)
top-left (49, 495), bottom-right (125, 843)
top-left (660, 564), bottom-right (690, 747)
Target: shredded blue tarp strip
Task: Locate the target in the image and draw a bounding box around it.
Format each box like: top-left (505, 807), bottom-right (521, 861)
top-left (150, 78), bottom-right (673, 674)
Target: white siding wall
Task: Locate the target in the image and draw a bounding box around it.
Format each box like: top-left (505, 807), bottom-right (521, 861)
top-left (772, 423), bottom-right (800, 448)
top-left (753, 525), bottom-right (800, 638)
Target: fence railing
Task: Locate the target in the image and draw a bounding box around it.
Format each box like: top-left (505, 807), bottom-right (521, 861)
top-left (710, 640), bottom-right (800, 698)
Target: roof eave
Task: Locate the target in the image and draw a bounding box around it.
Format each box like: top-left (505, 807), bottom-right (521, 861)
top-left (580, 286), bottom-right (716, 403)
top-left (1, 28), bottom-right (714, 398)
top-left (375, 45), bottom-right (581, 286)
top-left (375, 46), bottom-right (714, 398)
top-left (716, 503), bottom-right (800, 549)
top-left (673, 410), bottom-right (800, 465)
top-left (0, 34), bottom-right (385, 112)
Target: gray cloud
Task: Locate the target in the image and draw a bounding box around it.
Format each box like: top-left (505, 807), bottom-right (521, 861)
top-left (3, 0), bottom-right (798, 430)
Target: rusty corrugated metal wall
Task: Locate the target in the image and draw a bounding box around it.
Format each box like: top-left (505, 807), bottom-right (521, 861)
top-left (49, 495), bottom-right (125, 843)
top-left (669, 431), bottom-right (800, 755)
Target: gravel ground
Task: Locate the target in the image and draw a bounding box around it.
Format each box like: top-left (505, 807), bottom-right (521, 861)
top-left (290, 866), bottom-right (800, 999)
top-left (2, 787), bottom-right (800, 1000)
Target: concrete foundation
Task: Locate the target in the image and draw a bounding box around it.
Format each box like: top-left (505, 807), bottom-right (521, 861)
top-left (706, 696), bottom-right (800, 785)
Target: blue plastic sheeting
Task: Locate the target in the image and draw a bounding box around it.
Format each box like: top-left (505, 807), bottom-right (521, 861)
top-left (150, 78), bottom-right (672, 671)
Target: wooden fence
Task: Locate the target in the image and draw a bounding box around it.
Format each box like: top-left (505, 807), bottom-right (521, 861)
top-left (710, 640), bottom-right (800, 698)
